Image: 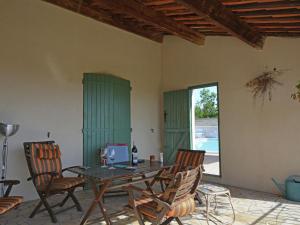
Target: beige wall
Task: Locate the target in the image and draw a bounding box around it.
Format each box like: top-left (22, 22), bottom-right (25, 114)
top-left (162, 36), bottom-right (300, 193)
top-left (0, 0), bottom-right (162, 200)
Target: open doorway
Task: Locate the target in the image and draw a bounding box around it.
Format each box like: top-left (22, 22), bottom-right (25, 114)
top-left (191, 83), bottom-right (221, 176)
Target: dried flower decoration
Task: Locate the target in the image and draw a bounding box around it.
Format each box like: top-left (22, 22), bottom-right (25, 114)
top-left (246, 68), bottom-right (284, 102)
top-left (291, 81), bottom-right (300, 102)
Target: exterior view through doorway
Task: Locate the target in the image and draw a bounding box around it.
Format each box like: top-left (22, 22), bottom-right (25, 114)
top-left (190, 83), bottom-right (221, 176)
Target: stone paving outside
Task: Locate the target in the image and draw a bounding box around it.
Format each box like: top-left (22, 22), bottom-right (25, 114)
top-left (1, 184), bottom-right (300, 225)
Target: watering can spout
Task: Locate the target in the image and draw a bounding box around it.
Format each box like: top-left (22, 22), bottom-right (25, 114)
top-left (272, 178), bottom-right (285, 196)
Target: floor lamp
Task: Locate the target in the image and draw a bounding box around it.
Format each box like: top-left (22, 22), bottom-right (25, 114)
top-left (0, 122), bottom-right (19, 197)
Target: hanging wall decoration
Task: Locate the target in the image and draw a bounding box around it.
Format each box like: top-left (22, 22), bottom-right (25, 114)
top-left (291, 81), bottom-right (300, 102)
top-left (245, 67), bottom-right (285, 103)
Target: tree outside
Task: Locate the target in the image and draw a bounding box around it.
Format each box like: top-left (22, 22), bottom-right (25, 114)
top-left (195, 88), bottom-right (218, 118)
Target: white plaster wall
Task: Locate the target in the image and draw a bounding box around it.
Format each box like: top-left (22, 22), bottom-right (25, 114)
top-left (162, 36), bottom-right (300, 193)
top-left (0, 0), bottom-right (162, 200)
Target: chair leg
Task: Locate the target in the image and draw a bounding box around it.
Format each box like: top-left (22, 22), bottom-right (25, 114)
top-left (161, 217), bottom-right (174, 225)
top-left (160, 180), bottom-right (165, 192)
top-left (59, 193), bottom-right (70, 207)
top-left (29, 200), bottom-right (43, 218)
top-left (41, 197), bottom-right (58, 223)
top-left (196, 192), bottom-right (202, 205)
top-left (69, 190), bottom-right (82, 212)
top-left (175, 217), bottom-right (183, 225)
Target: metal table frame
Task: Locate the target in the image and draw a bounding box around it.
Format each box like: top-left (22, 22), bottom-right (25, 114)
top-left (197, 184), bottom-right (235, 225)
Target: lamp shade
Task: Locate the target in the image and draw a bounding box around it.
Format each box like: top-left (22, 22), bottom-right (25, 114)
top-left (0, 123), bottom-right (19, 137)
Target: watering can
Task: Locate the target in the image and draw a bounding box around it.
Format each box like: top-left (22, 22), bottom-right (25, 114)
top-left (272, 175), bottom-right (300, 202)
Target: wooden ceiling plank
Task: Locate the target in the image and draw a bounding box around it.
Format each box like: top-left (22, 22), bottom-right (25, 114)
top-left (237, 8), bottom-right (300, 17)
top-left (143, 0), bottom-right (175, 6)
top-left (229, 1), bottom-right (300, 12)
top-left (176, 0), bottom-right (265, 48)
top-left (42, 0), bottom-right (163, 43)
top-left (221, 0), bottom-right (283, 6)
top-left (150, 3), bottom-right (186, 11)
top-left (172, 15), bottom-right (204, 21)
top-left (246, 16), bottom-right (300, 23)
top-left (90, 0), bottom-right (205, 45)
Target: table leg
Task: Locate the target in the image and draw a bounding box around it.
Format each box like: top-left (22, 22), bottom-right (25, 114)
top-left (227, 192), bottom-right (236, 224)
top-left (142, 174), bottom-right (155, 194)
top-left (205, 194), bottom-right (210, 225)
top-left (80, 180), bottom-right (111, 225)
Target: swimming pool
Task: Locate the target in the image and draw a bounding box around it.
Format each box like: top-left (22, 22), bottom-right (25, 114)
top-left (194, 138), bottom-right (219, 153)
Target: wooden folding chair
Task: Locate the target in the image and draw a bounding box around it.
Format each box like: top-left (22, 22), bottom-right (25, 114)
top-left (151, 149), bottom-right (205, 191)
top-left (128, 166), bottom-right (202, 225)
top-left (0, 179), bottom-right (23, 215)
top-left (23, 141), bottom-right (85, 223)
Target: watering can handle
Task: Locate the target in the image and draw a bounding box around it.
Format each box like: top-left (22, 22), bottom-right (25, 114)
top-left (271, 178), bottom-right (285, 195)
top-left (293, 179), bottom-right (300, 183)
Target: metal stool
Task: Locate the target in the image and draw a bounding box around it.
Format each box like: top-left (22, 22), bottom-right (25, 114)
top-left (197, 183), bottom-right (235, 225)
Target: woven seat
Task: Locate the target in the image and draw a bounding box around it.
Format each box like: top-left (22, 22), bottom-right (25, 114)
top-left (0, 196), bottom-right (23, 215)
top-left (129, 166), bottom-right (202, 225)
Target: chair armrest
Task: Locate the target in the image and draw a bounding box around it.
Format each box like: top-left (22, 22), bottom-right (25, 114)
top-left (62, 166), bottom-right (84, 173)
top-left (0, 180), bottom-right (20, 185)
top-left (28, 171), bottom-right (58, 181)
top-left (127, 185), bottom-right (171, 210)
top-left (0, 180), bottom-right (21, 197)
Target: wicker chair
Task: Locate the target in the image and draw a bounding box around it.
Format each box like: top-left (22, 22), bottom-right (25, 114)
top-left (151, 149), bottom-right (205, 191)
top-left (128, 166), bottom-right (202, 225)
top-left (0, 180), bottom-right (23, 215)
top-left (23, 141), bottom-right (85, 223)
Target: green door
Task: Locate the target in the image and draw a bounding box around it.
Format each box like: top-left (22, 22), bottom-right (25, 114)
top-left (83, 73), bottom-right (131, 167)
top-left (163, 89), bottom-right (190, 164)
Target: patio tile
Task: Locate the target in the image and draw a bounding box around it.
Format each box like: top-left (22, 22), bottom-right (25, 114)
top-left (1, 185), bottom-right (300, 225)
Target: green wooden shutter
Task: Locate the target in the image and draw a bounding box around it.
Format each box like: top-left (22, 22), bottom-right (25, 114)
top-left (83, 73), bottom-right (131, 167)
top-left (164, 89), bottom-right (191, 164)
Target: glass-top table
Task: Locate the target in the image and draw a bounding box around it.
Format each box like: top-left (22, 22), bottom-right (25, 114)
top-left (67, 160), bottom-right (170, 225)
top-left (69, 160), bottom-right (170, 182)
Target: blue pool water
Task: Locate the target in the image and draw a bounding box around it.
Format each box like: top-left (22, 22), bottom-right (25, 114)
top-left (194, 138), bottom-right (219, 153)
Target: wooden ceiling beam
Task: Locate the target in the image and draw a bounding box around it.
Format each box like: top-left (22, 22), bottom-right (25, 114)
top-left (43, 0), bottom-right (163, 43)
top-left (89, 0), bottom-right (205, 45)
top-left (175, 0), bottom-right (265, 48)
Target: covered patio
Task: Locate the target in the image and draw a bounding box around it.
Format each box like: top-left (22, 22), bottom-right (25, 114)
top-left (1, 0), bottom-right (300, 224)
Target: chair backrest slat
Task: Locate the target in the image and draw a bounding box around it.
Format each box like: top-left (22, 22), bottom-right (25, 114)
top-left (171, 149), bottom-right (205, 175)
top-left (161, 166), bottom-right (202, 206)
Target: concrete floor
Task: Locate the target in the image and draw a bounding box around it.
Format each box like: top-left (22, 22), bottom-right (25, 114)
top-left (1, 184), bottom-right (300, 225)
top-left (203, 154), bottom-right (220, 176)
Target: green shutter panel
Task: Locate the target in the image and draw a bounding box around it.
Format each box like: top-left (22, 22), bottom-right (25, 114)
top-left (83, 73), bottom-right (131, 167)
top-left (164, 89), bottom-right (190, 164)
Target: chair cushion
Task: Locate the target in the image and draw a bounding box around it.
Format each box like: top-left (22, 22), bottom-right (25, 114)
top-left (0, 196), bottom-right (23, 215)
top-left (30, 143), bottom-right (62, 186)
top-left (37, 144), bottom-right (61, 159)
top-left (37, 177), bottom-right (84, 192)
top-left (135, 195), bottom-right (195, 220)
